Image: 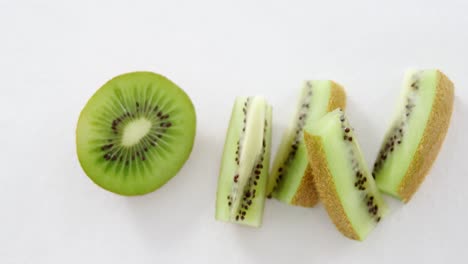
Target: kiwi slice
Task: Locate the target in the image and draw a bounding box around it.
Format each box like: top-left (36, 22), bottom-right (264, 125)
top-left (373, 70), bottom-right (454, 202)
top-left (216, 97), bottom-right (272, 227)
top-left (76, 72), bottom-right (196, 195)
top-left (268, 81), bottom-right (346, 207)
top-left (304, 109), bottom-right (388, 241)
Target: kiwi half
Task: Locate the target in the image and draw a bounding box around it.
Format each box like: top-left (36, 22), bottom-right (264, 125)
top-left (268, 81), bottom-right (346, 207)
top-left (76, 72), bottom-right (196, 195)
top-left (304, 109), bottom-right (388, 241)
top-left (373, 70), bottom-right (454, 202)
top-left (216, 97), bottom-right (272, 227)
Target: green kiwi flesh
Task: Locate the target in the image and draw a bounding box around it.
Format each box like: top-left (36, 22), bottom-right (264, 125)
top-left (304, 109), bottom-right (388, 240)
top-left (76, 72), bottom-right (196, 195)
top-left (268, 81), bottom-right (338, 205)
top-left (216, 97), bottom-right (272, 227)
top-left (373, 69), bottom-right (454, 201)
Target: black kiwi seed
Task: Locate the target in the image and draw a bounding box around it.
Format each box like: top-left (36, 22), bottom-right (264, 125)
top-left (101, 144), bottom-right (113, 150)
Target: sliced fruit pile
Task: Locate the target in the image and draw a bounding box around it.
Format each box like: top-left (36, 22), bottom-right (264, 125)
top-left (268, 80), bottom-right (346, 207)
top-left (215, 69), bottom-right (454, 241)
top-left (76, 69), bottom-right (454, 241)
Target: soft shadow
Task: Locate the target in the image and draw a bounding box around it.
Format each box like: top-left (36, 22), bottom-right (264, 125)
top-left (233, 201), bottom-right (362, 263)
top-left (431, 96), bottom-right (466, 176)
top-left (124, 129), bottom-right (223, 247)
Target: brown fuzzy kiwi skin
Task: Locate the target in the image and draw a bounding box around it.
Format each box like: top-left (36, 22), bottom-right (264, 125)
top-left (326, 81), bottom-right (347, 113)
top-left (397, 70), bottom-right (454, 202)
top-left (290, 81), bottom-right (347, 207)
top-left (290, 165), bottom-right (319, 206)
top-left (304, 132), bottom-right (360, 240)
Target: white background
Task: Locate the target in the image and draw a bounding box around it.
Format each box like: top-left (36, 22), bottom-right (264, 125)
top-left (1, 0), bottom-right (467, 263)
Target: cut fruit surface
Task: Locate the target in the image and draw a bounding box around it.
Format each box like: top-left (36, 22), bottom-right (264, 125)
top-left (373, 69), bottom-right (454, 202)
top-left (76, 72), bottom-right (196, 195)
top-left (216, 97), bottom-right (272, 227)
top-left (304, 109), bottom-right (388, 241)
top-left (268, 81), bottom-right (346, 207)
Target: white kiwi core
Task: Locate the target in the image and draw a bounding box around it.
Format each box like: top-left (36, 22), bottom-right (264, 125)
top-left (121, 118), bottom-right (152, 147)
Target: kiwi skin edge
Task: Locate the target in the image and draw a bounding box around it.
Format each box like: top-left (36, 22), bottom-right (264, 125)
top-left (290, 81), bottom-right (347, 207)
top-left (397, 70), bottom-right (454, 202)
top-left (303, 132), bottom-right (360, 240)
